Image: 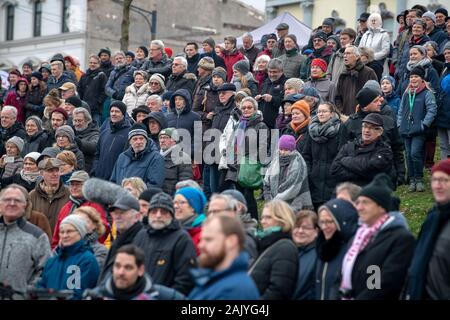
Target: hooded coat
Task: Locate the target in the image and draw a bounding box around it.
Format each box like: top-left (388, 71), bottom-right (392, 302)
top-left (122, 82), bottom-right (151, 116)
top-left (141, 55), bottom-right (173, 79)
top-left (4, 78), bottom-right (29, 124)
top-left (142, 112), bottom-right (168, 147)
top-left (358, 14), bottom-right (391, 61)
top-left (22, 130), bottom-right (49, 157)
top-left (110, 138), bottom-right (165, 188)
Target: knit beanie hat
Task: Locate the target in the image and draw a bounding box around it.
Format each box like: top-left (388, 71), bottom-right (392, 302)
top-left (175, 187), bottom-right (207, 215)
top-left (31, 71), bottom-right (43, 81)
top-left (24, 152), bottom-right (41, 163)
top-left (98, 47), bottom-right (111, 57)
top-left (6, 136), bottom-right (24, 153)
top-left (26, 116), bottom-right (43, 132)
top-left (233, 60), bottom-right (250, 75)
top-left (60, 214), bottom-right (88, 239)
top-left (138, 46), bottom-right (149, 58)
top-left (313, 31), bottom-right (328, 42)
top-left (322, 17), bottom-right (335, 26)
top-left (359, 173), bottom-right (393, 212)
top-left (125, 51), bottom-right (135, 59)
top-left (435, 8), bottom-right (448, 17)
top-left (432, 159), bottom-right (450, 176)
top-left (149, 192), bottom-right (175, 216)
top-left (410, 66), bottom-right (425, 79)
top-left (139, 187), bottom-right (163, 202)
top-left (303, 86), bottom-right (321, 100)
top-left (55, 125), bottom-right (75, 143)
top-left (356, 86), bottom-right (380, 109)
top-left (51, 108), bottom-right (69, 121)
top-left (128, 123), bottom-right (148, 141)
top-left (149, 73), bottom-right (166, 90)
top-left (278, 135), bottom-right (296, 151)
top-left (363, 80), bottom-right (382, 95)
top-left (380, 75), bottom-right (396, 90)
top-left (65, 96), bottom-right (82, 109)
top-left (212, 67), bottom-right (227, 82)
top-left (159, 127), bottom-right (179, 142)
top-left (311, 58), bottom-right (327, 72)
top-left (197, 57), bottom-right (215, 71)
top-left (110, 100), bottom-right (127, 116)
top-left (444, 42), bottom-right (450, 52)
top-left (203, 37), bottom-right (216, 48)
top-left (291, 100), bottom-right (310, 117)
top-left (285, 78), bottom-right (304, 92)
top-left (423, 11), bottom-right (436, 23)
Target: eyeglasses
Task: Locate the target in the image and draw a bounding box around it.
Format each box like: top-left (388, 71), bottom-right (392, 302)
top-left (241, 106), bottom-right (254, 111)
top-left (318, 220), bottom-right (335, 227)
top-left (173, 200), bottom-right (188, 205)
top-left (431, 177), bottom-right (450, 184)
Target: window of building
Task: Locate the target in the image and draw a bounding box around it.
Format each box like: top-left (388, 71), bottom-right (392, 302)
top-left (62, 0), bottom-right (71, 33)
top-left (6, 4), bottom-right (14, 41)
top-left (33, 0), bottom-right (42, 37)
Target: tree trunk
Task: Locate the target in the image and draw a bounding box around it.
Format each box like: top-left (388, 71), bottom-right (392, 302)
top-left (120, 0), bottom-right (133, 52)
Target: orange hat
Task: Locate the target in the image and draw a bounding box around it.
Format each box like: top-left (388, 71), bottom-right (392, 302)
top-left (291, 100), bottom-right (310, 117)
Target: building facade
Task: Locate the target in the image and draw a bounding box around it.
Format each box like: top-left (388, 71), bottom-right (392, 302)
top-left (0, 0), bottom-right (263, 70)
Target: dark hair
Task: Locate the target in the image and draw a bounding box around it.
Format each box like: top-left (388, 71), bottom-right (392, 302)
top-left (115, 244), bottom-right (145, 267)
top-left (185, 42), bottom-right (199, 50)
top-left (340, 28), bottom-right (357, 40)
top-left (224, 36), bottom-right (237, 46)
top-left (206, 215), bottom-right (246, 252)
top-left (295, 210), bottom-right (318, 229)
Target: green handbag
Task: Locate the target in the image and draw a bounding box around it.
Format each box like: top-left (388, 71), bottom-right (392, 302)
top-left (238, 156), bottom-right (262, 189)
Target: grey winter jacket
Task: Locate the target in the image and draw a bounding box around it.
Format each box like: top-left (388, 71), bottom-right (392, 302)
top-left (0, 216), bottom-right (51, 293)
top-left (161, 145), bottom-right (193, 196)
top-left (304, 78), bottom-right (336, 104)
top-left (75, 122), bottom-right (100, 173)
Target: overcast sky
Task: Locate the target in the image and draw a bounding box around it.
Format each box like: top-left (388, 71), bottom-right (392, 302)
top-left (241, 0), bottom-right (266, 12)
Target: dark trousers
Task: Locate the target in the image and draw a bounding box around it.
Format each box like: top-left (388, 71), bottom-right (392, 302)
top-left (404, 135), bottom-right (426, 180)
top-left (236, 184), bottom-right (258, 221)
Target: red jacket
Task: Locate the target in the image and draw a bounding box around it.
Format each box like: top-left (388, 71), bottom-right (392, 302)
top-left (187, 226), bottom-right (202, 256)
top-left (4, 78), bottom-right (28, 124)
top-left (51, 200), bottom-right (110, 249)
top-left (221, 49), bottom-right (246, 82)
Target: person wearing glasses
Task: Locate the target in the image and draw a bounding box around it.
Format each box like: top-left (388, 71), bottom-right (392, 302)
top-left (122, 70), bottom-right (151, 116)
top-left (331, 113), bottom-right (393, 187)
top-left (166, 56), bottom-right (196, 95)
top-left (315, 198), bottom-right (358, 300)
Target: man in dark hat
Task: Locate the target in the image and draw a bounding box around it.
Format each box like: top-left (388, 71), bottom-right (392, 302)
top-left (258, 33), bottom-right (277, 58)
top-left (273, 22), bottom-right (289, 57)
top-left (299, 31), bottom-right (334, 80)
top-left (133, 192), bottom-right (197, 295)
top-left (98, 47), bottom-right (114, 77)
top-left (435, 8), bottom-right (448, 30)
top-left (200, 37), bottom-right (226, 70)
top-left (331, 113), bottom-right (394, 186)
top-left (355, 12), bottom-right (370, 46)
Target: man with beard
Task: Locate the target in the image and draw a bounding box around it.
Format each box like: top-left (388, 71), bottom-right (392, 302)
top-left (188, 215), bottom-right (260, 299)
top-left (98, 48), bottom-right (114, 78)
top-left (133, 192), bottom-right (197, 295)
top-left (73, 108), bottom-right (99, 173)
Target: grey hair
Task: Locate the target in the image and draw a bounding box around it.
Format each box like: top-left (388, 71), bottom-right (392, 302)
top-left (113, 51), bottom-right (126, 58)
top-left (173, 56), bottom-right (188, 69)
top-left (240, 96), bottom-right (258, 110)
top-left (1, 105), bottom-right (18, 119)
top-left (209, 194), bottom-right (239, 214)
top-left (88, 54), bottom-right (100, 62)
top-left (335, 182), bottom-right (362, 202)
top-left (345, 45), bottom-right (361, 57)
top-left (267, 58), bottom-right (283, 71)
top-left (0, 183), bottom-right (27, 203)
top-left (146, 94), bottom-right (162, 105)
top-left (73, 107), bottom-right (92, 124)
top-left (242, 32), bottom-right (253, 40)
top-left (175, 179), bottom-right (202, 191)
top-left (359, 46), bottom-right (375, 62)
top-left (50, 60), bottom-right (64, 70)
top-left (151, 40), bottom-right (165, 51)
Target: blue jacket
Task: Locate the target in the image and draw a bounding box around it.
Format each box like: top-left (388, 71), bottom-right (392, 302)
top-left (292, 242), bottom-right (317, 300)
top-left (92, 118), bottom-right (131, 179)
top-left (167, 89), bottom-right (201, 137)
top-left (37, 240), bottom-right (99, 300)
top-left (436, 67), bottom-right (450, 129)
top-left (105, 65), bottom-right (136, 101)
top-left (397, 87), bottom-right (437, 137)
top-left (188, 252), bottom-right (260, 300)
top-left (398, 61), bottom-right (440, 96)
top-left (110, 138), bottom-right (165, 188)
top-left (384, 92), bottom-right (401, 120)
top-left (47, 72), bottom-right (75, 91)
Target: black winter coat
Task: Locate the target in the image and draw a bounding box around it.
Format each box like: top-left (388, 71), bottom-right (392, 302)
top-left (281, 124), bottom-right (310, 155)
top-left (302, 123), bottom-right (346, 205)
top-left (21, 131), bottom-right (49, 157)
top-left (133, 219), bottom-right (197, 295)
top-left (259, 75), bottom-right (287, 129)
top-left (141, 56), bottom-right (173, 79)
top-left (75, 122), bottom-right (100, 173)
top-left (0, 172), bottom-right (38, 192)
top-left (331, 138), bottom-right (394, 186)
top-left (166, 71), bottom-right (197, 95)
top-left (161, 147), bottom-right (193, 196)
top-left (25, 85), bottom-right (47, 118)
top-left (249, 231), bottom-right (298, 300)
top-left (78, 69), bottom-right (108, 114)
top-left (342, 107), bottom-right (406, 187)
top-left (0, 122), bottom-right (26, 156)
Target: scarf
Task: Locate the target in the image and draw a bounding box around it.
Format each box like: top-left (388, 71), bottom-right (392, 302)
top-left (69, 195), bottom-right (85, 215)
top-left (111, 275), bottom-right (148, 300)
top-left (234, 113), bottom-right (258, 154)
top-left (85, 231), bottom-right (99, 244)
top-left (290, 117), bottom-right (310, 143)
top-left (20, 169), bottom-right (41, 183)
top-left (285, 47), bottom-right (298, 57)
top-left (340, 214), bottom-right (389, 292)
top-left (40, 181), bottom-right (59, 197)
top-left (406, 57), bottom-right (431, 72)
top-left (255, 226), bottom-right (282, 239)
top-left (316, 232), bottom-right (343, 262)
top-left (308, 115), bottom-right (341, 143)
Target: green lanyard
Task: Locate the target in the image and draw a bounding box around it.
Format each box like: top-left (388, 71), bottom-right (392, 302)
top-left (408, 88), bottom-right (417, 114)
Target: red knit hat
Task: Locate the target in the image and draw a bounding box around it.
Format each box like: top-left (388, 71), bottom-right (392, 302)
top-left (432, 159), bottom-right (450, 176)
top-left (311, 58), bottom-right (327, 72)
top-left (164, 47), bottom-right (173, 58)
top-left (291, 100), bottom-right (310, 117)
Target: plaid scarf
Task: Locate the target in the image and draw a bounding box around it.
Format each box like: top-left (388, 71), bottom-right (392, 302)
top-left (340, 214), bottom-right (389, 293)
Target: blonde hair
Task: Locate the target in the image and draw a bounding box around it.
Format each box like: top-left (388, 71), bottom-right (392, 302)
top-left (263, 199), bottom-right (295, 233)
top-left (56, 150), bottom-right (77, 167)
top-left (73, 207), bottom-right (105, 237)
top-left (43, 89), bottom-right (62, 108)
top-left (122, 177), bottom-right (147, 195)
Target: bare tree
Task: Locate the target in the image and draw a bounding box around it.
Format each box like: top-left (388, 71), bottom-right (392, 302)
top-left (120, 0), bottom-right (133, 52)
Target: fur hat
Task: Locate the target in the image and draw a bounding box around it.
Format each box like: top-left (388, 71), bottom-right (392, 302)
top-left (198, 56), bottom-right (215, 71)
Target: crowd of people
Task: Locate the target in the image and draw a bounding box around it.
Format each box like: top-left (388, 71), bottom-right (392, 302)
top-left (0, 4), bottom-right (450, 300)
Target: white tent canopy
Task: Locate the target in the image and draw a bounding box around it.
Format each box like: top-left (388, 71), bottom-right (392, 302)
top-left (236, 12), bottom-right (312, 48)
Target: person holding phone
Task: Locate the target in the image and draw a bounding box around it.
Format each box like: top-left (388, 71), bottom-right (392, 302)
top-left (0, 136), bottom-right (24, 179)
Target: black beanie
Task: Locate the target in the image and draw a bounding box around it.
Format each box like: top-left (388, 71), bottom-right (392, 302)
top-left (138, 46), bottom-right (149, 58)
top-left (139, 187), bottom-right (163, 202)
top-left (356, 86), bottom-right (380, 109)
top-left (65, 96), bottom-right (82, 109)
top-left (110, 101), bottom-right (127, 116)
top-left (359, 173), bottom-right (393, 212)
top-left (435, 8), bottom-right (448, 17)
top-left (410, 66), bottom-right (425, 79)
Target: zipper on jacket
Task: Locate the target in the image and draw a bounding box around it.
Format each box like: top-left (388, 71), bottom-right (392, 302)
top-left (320, 262), bottom-right (328, 300)
top-left (0, 227), bottom-right (9, 273)
top-left (6, 244), bottom-right (12, 269)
